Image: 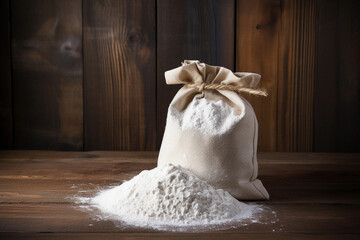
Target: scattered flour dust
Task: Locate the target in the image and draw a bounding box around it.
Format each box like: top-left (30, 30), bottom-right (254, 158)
top-left (85, 164), bottom-right (260, 231)
top-left (72, 97), bottom-right (275, 231)
top-left (170, 97), bottom-right (243, 135)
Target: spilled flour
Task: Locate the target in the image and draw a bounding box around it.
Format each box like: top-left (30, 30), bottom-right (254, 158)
top-left (88, 164), bottom-right (257, 230)
top-left (72, 97), bottom-right (275, 231)
top-left (170, 97), bottom-right (243, 135)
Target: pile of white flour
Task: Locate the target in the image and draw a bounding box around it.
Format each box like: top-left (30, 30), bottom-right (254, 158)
top-left (170, 97), bottom-right (243, 135)
top-left (91, 164), bottom-right (255, 228)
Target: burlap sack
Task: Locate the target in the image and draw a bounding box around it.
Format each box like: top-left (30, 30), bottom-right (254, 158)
top-left (158, 60), bottom-right (269, 200)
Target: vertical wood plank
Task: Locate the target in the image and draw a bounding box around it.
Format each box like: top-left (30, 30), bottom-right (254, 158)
top-left (236, 0), bottom-right (281, 151)
top-left (157, 0), bottom-right (235, 148)
top-left (11, 0), bottom-right (83, 150)
top-left (0, 0), bottom-right (12, 149)
top-left (315, 0), bottom-right (360, 152)
top-left (83, 0), bottom-right (156, 150)
top-left (278, 0), bottom-right (317, 151)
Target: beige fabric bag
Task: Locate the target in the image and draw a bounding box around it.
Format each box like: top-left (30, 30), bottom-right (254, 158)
top-left (158, 60), bottom-right (269, 200)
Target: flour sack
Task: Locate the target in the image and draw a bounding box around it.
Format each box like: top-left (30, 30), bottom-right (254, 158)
top-left (158, 60), bottom-right (269, 200)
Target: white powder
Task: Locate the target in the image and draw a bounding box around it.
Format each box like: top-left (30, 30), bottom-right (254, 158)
top-left (91, 164), bottom-right (255, 229)
top-left (170, 97), bottom-right (243, 135)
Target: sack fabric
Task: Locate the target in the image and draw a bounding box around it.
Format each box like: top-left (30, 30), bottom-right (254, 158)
top-left (157, 60), bottom-right (269, 200)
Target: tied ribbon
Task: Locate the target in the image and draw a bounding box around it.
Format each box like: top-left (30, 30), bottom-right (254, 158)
top-left (185, 82), bottom-right (268, 97)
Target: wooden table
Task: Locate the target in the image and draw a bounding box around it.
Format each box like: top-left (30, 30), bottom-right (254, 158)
top-left (0, 151), bottom-right (359, 239)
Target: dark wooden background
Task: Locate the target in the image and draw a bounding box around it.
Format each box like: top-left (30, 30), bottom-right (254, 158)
top-left (0, 0), bottom-right (359, 152)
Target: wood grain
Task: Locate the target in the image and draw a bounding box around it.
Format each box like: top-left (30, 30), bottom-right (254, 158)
top-left (0, 0), bottom-right (12, 149)
top-left (0, 151), bottom-right (359, 239)
top-left (0, 152), bottom-right (359, 205)
top-left (237, 0), bottom-right (318, 151)
top-left (277, 0), bottom-right (317, 151)
top-left (83, 0), bottom-right (156, 151)
top-left (156, 0), bottom-right (235, 148)
top-left (315, 0), bottom-right (360, 152)
top-left (1, 233), bottom-right (359, 240)
top-left (236, 0), bottom-right (281, 152)
top-left (11, 0), bottom-right (83, 150)
top-left (0, 203), bottom-right (359, 234)
top-left (2, 0), bottom-right (359, 152)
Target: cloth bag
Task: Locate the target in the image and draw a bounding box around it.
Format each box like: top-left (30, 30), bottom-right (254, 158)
top-left (157, 60), bottom-right (269, 200)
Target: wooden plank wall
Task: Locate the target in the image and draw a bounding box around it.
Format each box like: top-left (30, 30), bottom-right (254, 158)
top-left (11, 0), bottom-right (83, 150)
top-left (236, 0), bottom-right (281, 151)
top-left (315, 0), bottom-right (360, 152)
top-left (277, 0), bottom-right (317, 151)
top-left (83, 0), bottom-right (156, 150)
top-left (0, 0), bottom-right (359, 152)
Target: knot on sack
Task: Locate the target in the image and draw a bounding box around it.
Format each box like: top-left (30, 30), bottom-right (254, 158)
top-left (185, 82), bottom-right (268, 97)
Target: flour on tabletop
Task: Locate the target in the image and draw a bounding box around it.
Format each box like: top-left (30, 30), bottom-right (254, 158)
top-left (169, 97), bottom-right (243, 135)
top-left (72, 98), bottom-right (271, 230)
top-left (89, 164), bottom-right (257, 229)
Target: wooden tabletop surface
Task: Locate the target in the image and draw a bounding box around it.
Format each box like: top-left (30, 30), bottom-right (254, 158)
top-left (0, 151), bottom-right (359, 239)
